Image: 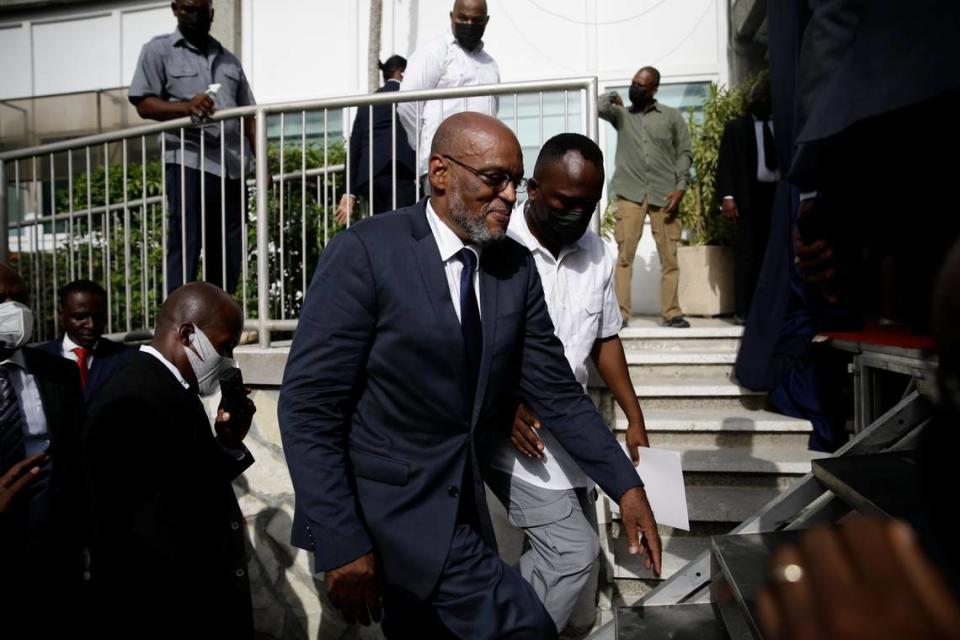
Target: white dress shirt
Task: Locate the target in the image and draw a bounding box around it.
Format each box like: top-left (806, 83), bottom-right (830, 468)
top-left (753, 116), bottom-right (781, 183)
top-left (425, 198), bottom-right (482, 320)
top-left (141, 345), bottom-right (190, 389)
top-left (62, 333), bottom-right (95, 370)
top-left (490, 207), bottom-right (622, 490)
top-left (1, 349), bottom-right (49, 457)
top-left (398, 31), bottom-right (501, 176)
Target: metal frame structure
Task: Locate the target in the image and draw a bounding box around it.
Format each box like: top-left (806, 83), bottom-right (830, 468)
top-left (0, 77), bottom-right (600, 347)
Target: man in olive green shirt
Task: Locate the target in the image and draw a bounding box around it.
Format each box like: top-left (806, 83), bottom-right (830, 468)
top-left (600, 66), bottom-right (692, 327)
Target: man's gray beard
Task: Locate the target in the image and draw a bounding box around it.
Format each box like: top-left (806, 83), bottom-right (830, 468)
top-left (448, 189), bottom-right (506, 247)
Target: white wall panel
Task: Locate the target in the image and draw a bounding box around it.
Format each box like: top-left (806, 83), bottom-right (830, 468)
top-left (0, 23), bottom-right (32, 99)
top-left (121, 5), bottom-right (174, 87)
top-left (32, 13), bottom-right (118, 95)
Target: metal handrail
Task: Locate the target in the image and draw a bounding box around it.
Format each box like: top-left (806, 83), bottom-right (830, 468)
top-left (0, 78), bottom-right (597, 162)
top-left (0, 76), bottom-right (600, 346)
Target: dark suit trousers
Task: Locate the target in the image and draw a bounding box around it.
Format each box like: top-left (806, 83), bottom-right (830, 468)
top-left (735, 181), bottom-right (777, 317)
top-left (165, 164), bottom-right (244, 294)
top-left (360, 167), bottom-right (418, 215)
top-left (381, 523), bottom-right (557, 639)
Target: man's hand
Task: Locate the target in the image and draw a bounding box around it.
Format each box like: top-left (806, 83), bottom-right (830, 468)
top-left (663, 190), bottom-right (685, 215)
top-left (215, 388), bottom-right (256, 449)
top-left (721, 198), bottom-right (739, 220)
top-left (610, 93), bottom-right (624, 107)
top-left (336, 194), bottom-right (357, 225)
top-left (326, 552), bottom-right (381, 626)
top-left (619, 486), bottom-right (662, 575)
top-left (186, 92), bottom-right (216, 120)
top-left (625, 422), bottom-right (649, 464)
top-left (510, 401), bottom-right (544, 459)
top-left (0, 453), bottom-right (48, 513)
top-left (755, 517), bottom-right (960, 640)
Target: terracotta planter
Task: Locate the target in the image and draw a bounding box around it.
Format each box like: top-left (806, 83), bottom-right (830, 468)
top-left (678, 245), bottom-right (735, 316)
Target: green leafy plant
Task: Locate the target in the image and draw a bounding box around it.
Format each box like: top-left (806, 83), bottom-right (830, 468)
top-left (678, 80), bottom-right (753, 246)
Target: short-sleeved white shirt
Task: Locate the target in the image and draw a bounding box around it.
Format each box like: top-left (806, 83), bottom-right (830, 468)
top-left (490, 206), bottom-right (622, 490)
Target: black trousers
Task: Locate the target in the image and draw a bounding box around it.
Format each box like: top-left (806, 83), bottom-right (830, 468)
top-left (358, 167), bottom-right (417, 215)
top-left (735, 181), bottom-right (777, 317)
top-left (165, 164), bottom-right (244, 294)
top-left (381, 523), bottom-right (557, 639)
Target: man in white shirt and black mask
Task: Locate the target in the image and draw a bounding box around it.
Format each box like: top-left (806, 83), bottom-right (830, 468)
top-left (398, 0), bottom-right (500, 194)
top-left (487, 133), bottom-right (653, 632)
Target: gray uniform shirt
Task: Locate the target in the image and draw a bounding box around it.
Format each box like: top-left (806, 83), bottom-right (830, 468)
top-left (599, 93), bottom-right (692, 208)
top-left (129, 29), bottom-right (256, 179)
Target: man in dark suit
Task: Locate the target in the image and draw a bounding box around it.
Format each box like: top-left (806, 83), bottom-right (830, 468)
top-left (36, 280), bottom-right (134, 407)
top-left (280, 112), bottom-right (661, 638)
top-left (717, 77), bottom-right (780, 322)
top-left (0, 263), bottom-right (86, 635)
top-left (83, 282), bottom-right (256, 638)
top-left (337, 55), bottom-right (417, 222)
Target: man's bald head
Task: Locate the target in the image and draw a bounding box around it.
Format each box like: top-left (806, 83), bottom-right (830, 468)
top-left (431, 112), bottom-right (518, 158)
top-left (156, 281), bottom-right (241, 337)
top-left (0, 263), bottom-right (28, 304)
top-left (453, 0), bottom-right (487, 15)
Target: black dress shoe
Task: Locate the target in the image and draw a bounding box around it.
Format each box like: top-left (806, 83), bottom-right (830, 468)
top-left (662, 316), bottom-right (690, 328)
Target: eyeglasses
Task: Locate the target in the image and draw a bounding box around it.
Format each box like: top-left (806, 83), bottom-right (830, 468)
top-left (443, 155), bottom-right (527, 194)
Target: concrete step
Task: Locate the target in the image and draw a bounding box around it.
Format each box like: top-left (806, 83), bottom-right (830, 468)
top-left (613, 380), bottom-right (766, 411)
top-left (621, 337), bottom-right (742, 353)
top-left (617, 409), bottom-right (812, 433)
top-left (602, 485), bottom-right (786, 524)
top-left (611, 531), bottom-right (711, 580)
top-left (671, 443), bottom-right (827, 475)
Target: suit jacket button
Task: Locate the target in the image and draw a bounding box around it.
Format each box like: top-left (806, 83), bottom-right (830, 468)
top-left (230, 521), bottom-right (241, 530)
top-left (448, 485), bottom-right (459, 498)
top-left (235, 568), bottom-right (246, 578)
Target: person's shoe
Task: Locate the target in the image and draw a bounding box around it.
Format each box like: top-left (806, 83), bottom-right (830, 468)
top-left (662, 316), bottom-right (690, 328)
top-left (733, 314), bottom-right (746, 326)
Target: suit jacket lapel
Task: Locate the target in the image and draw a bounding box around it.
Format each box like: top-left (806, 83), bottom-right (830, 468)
top-left (471, 261), bottom-right (498, 427)
top-left (410, 214), bottom-right (467, 385)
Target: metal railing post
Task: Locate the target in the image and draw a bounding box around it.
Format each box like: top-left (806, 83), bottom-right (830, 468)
top-left (255, 108), bottom-right (271, 348)
top-left (585, 77), bottom-right (601, 235)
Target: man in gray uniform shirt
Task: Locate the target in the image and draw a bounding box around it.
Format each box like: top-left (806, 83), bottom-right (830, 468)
top-left (129, 0), bottom-right (255, 295)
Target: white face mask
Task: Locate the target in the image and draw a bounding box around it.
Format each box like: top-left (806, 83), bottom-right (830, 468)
top-left (0, 301), bottom-right (34, 350)
top-left (183, 324), bottom-right (236, 397)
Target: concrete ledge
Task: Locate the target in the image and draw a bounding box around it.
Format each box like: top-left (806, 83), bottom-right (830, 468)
top-left (236, 345), bottom-right (289, 386)
top-left (618, 409), bottom-right (813, 433)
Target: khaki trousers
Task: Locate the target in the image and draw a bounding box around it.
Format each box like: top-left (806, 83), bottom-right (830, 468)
top-left (613, 196), bottom-right (682, 321)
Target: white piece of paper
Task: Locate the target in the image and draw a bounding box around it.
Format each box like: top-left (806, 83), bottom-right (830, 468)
top-left (611, 444), bottom-right (689, 531)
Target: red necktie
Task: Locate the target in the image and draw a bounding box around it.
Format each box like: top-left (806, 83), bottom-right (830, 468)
top-left (72, 346), bottom-right (89, 389)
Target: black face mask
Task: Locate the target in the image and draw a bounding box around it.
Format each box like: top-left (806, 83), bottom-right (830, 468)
top-left (532, 200), bottom-right (592, 248)
top-left (629, 86), bottom-right (651, 108)
top-left (179, 10), bottom-right (212, 43)
top-left (454, 21), bottom-right (486, 51)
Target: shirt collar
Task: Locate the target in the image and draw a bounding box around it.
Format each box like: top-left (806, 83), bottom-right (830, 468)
top-left (386, 78), bottom-right (401, 86)
top-left (425, 198), bottom-right (482, 266)
top-left (170, 27), bottom-right (222, 56)
top-left (140, 345), bottom-right (190, 390)
top-left (62, 333), bottom-right (95, 354)
top-left (0, 348), bottom-right (27, 370)
top-left (629, 99), bottom-right (661, 114)
top-left (446, 29), bottom-right (485, 54)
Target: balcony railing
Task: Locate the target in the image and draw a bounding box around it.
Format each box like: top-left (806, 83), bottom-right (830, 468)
top-left (0, 77), bottom-right (599, 347)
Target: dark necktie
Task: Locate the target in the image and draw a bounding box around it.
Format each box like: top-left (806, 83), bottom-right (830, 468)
top-left (762, 119), bottom-right (778, 172)
top-left (0, 364), bottom-right (26, 475)
top-left (456, 248), bottom-right (483, 404)
top-left (72, 346), bottom-right (89, 389)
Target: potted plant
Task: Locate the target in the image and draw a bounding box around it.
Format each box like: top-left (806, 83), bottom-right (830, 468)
top-left (675, 80), bottom-right (750, 316)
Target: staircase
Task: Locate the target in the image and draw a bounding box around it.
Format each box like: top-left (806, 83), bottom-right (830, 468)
top-left (602, 364), bottom-right (933, 640)
top-left (590, 318), bottom-right (825, 613)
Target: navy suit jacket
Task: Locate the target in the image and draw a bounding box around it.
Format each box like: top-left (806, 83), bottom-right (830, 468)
top-left (279, 201), bottom-right (641, 600)
top-left (347, 80), bottom-right (416, 192)
top-left (37, 336), bottom-right (135, 406)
